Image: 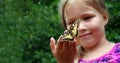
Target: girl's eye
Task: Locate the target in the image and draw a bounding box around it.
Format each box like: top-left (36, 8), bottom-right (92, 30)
top-left (83, 16), bottom-right (94, 20)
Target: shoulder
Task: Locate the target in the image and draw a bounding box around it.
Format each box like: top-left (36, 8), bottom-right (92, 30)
top-left (114, 42), bottom-right (120, 49)
top-left (115, 42), bottom-right (120, 45)
top-left (96, 42), bottom-right (120, 63)
top-left (114, 42), bottom-right (120, 53)
top-left (115, 42), bottom-right (120, 46)
top-left (96, 42), bottom-right (120, 62)
top-left (78, 42), bottom-right (120, 63)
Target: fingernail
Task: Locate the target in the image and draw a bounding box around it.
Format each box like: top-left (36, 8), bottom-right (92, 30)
top-left (50, 37), bottom-right (54, 40)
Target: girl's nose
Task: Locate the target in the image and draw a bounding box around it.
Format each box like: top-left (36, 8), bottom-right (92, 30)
top-left (77, 22), bottom-right (87, 33)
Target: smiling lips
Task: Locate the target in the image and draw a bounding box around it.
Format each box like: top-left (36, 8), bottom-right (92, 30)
top-left (79, 32), bottom-right (92, 38)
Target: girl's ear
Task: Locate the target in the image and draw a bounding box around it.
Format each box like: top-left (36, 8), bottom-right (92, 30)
top-left (103, 14), bottom-right (108, 25)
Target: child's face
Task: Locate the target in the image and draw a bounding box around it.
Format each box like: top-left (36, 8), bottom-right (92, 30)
top-left (64, 0), bottom-right (108, 48)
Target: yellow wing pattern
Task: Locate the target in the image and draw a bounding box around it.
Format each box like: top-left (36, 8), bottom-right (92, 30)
top-left (62, 30), bottom-right (73, 40)
top-left (70, 19), bottom-right (80, 37)
top-left (62, 19), bottom-right (80, 41)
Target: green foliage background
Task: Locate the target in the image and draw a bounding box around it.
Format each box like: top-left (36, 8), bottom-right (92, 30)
top-left (0, 0), bottom-right (119, 63)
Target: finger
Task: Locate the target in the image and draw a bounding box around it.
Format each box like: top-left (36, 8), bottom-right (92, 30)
top-left (50, 37), bottom-right (56, 55)
top-left (74, 38), bottom-right (79, 46)
top-left (63, 41), bottom-right (69, 51)
top-left (68, 41), bottom-right (75, 51)
top-left (73, 42), bottom-right (77, 52)
top-left (57, 35), bottom-right (63, 42)
top-left (56, 35), bottom-right (64, 50)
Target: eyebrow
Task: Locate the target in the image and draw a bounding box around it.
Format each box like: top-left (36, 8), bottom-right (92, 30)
top-left (81, 13), bottom-right (95, 17)
top-left (67, 17), bottom-right (77, 24)
top-left (67, 12), bottom-right (95, 22)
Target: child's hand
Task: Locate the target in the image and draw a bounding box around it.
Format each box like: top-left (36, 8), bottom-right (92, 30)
top-left (50, 36), bottom-right (77, 63)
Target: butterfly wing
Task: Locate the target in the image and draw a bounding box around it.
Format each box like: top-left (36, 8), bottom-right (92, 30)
top-left (70, 19), bottom-right (80, 37)
top-left (62, 30), bottom-right (73, 41)
top-left (61, 19), bottom-right (80, 41)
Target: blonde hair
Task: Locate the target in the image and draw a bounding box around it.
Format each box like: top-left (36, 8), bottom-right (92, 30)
top-left (58, 0), bottom-right (109, 28)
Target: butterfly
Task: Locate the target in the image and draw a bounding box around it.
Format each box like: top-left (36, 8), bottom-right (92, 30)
top-left (61, 19), bottom-right (80, 41)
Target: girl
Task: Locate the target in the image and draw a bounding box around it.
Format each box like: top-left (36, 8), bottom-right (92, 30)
top-left (50, 0), bottom-right (120, 63)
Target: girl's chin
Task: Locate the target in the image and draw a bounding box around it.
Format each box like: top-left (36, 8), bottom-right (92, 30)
top-left (77, 40), bottom-right (96, 47)
top-left (82, 44), bottom-right (95, 48)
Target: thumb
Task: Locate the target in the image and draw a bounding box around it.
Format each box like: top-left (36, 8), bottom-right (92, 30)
top-left (50, 37), bottom-right (56, 55)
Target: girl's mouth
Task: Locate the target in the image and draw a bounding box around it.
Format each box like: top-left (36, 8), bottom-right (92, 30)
top-left (79, 32), bottom-right (92, 39)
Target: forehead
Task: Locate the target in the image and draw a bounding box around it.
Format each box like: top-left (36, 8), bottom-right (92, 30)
top-left (64, 0), bottom-right (97, 21)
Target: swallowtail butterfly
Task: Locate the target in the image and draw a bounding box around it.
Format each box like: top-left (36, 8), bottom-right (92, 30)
top-left (61, 19), bottom-right (80, 41)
